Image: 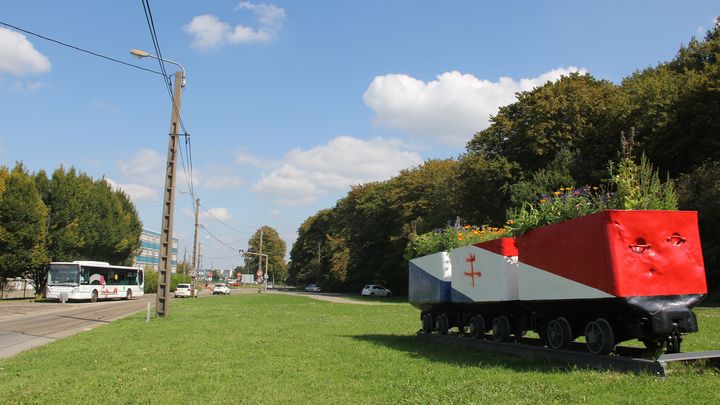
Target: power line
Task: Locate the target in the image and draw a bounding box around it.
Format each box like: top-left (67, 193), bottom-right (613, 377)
top-left (1, 17), bottom-right (199, 226)
top-left (201, 253), bottom-right (243, 260)
top-left (201, 225), bottom-right (242, 252)
top-left (200, 203), bottom-right (253, 234)
top-left (140, 0), bottom-right (195, 202)
top-left (0, 21), bottom-right (165, 76)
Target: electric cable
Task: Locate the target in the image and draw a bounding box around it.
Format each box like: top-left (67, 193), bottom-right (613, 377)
top-left (0, 20), bottom-right (164, 76)
top-left (200, 203), bottom-right (253, 234)
top-left (140, 0), bottom-right (195, 201)
top-left (201, 225), bottom-right (242, 252)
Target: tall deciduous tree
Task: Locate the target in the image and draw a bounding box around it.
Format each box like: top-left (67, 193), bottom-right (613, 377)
top-left (41, 167), bottom-right (141, 265)
top-left (467, 72), bottom-right (626, 185)
top-left (0, 164), bottom-right (49, 291)
top-left (455, 154), bottom-right (519, 226)
top-left (245, 226), bottom-right (287, 283)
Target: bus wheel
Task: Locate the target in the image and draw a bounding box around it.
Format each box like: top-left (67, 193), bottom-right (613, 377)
top-left (91, 290), bottom-right (98, 303)
top-left (125, 289), bottom-right (133, 300)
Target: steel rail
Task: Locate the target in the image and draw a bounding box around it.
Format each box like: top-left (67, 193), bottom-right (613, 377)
top-left (417, 332), bottom-right (720, 377)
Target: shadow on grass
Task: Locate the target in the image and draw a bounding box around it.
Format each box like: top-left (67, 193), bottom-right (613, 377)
top-left (350, 333), bottom-right (580, 374)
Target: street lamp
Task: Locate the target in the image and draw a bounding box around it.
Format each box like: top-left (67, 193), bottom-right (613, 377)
top-left (131, 48), bottom-right (186, 317)
top-left (130, 49), bottom-right (186, 87)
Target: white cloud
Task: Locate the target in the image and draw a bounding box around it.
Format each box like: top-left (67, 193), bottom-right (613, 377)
top-left (108, 149), bottom-right (168, 203)
top-left (9, 81), bottom-right (54, 92)
top-left (234, 2), bottom-right (286, 29)
top-left (235, 147), bottom-right (271, 168)
top-left (184, 2), bottom-right (286, 49)
top-left (0, 27), bottom-right (51, 76)
top-left (90, 99), bottom-right (114, 111)
top-left (201, 207), bottom-right (232, 221)
top-left (253, 136), bottom-right (422, 205)
top-left (180, 207), bottom-right (232, 223)
top-left (118, 149), bottom-right (164, 187)
top-left (105, 178), bottom-right (156, 202)
top-left (201, 165), bottom-right (245, 190)
top-left (363, 67), bottom-right (585, 146)
top-left (203, 175), bottom-right (245, 190)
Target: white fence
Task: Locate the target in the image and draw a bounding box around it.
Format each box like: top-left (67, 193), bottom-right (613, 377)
top-left (1, 278), bottom-right (36, 299)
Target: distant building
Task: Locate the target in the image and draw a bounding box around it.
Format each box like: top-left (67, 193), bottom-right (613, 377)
top-left (134, 228), bottom-right (178, 272)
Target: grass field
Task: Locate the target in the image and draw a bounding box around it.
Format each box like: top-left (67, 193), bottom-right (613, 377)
top-left (1, 294), bottom-right (719, 404)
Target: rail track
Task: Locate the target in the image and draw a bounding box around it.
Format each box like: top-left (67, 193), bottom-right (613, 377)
top-left (417, 331), bottom-right (720, 377)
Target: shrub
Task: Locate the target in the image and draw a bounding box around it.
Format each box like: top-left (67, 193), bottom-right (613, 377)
top-left (142, 269), bottom-right (191, 293)
top-left (406, 220), bottom-right (507, 259)
top-left (506, 186), bottom-right (610, 236)
top-left (608, 153), bottom-right (678, 210)
top-left (506, 152), bottom-right (678, 236)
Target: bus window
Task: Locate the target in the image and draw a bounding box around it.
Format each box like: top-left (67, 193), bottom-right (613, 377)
top-left (125, 270), bottom-right (138, 285)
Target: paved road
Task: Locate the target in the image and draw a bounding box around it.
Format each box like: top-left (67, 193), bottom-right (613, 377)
top-left (0, 294), bottom-right (157, 360)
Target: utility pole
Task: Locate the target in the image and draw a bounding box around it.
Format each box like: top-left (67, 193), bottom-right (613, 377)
top-left (191, 197), bottom-right (199, 298)
top-left (257, 227), bottom-right (264, 293)
top-left (156, 70), bottom-right (184, 318)
top-left (130, 49), bottom-right (185, 317)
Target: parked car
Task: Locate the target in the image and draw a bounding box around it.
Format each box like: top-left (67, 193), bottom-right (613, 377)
top-left (174, 283), bottom-right (197, 298)
top-left (362, 284), bottom-right (392, 297)
top-left (213, 283), bottom-right (231, 295)
top-left (304, 283), bottom-right (321, 292)
top-left (266, 282), bottom-right (273, 289)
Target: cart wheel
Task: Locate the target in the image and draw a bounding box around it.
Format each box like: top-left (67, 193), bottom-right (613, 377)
top-left (546, 317), bottom-right (572, 350)
top-left (584, 318), bottom-right (614, 355)
top-left (492, 316), bottom-right (511, 342)
top-left (436, 314), bottom-right (449, 335)
top-left (469, 315), bottom-right (486, 340)
top-left (421, 314), bottom-right (433, 334)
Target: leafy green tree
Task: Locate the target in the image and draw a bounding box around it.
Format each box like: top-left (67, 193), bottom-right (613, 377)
top-left (676, 161), bottom-right (720, 291)
top-left (0, 164), bottom-right (50, 291)
top-left (245, 226), bottom-right (287, 283)
top-left (508, 148), bottom-right (578, 209)
top-left (387, 159), bottom-right (460, 237)
top-left (467, 72), bottom-right (626, 184)
top-left (176, 261), bottom-right (191, 275)
top-left (41, 167), bottom-right (141, 265)
top-left (455, 154), bottom-right (519, 226)
top-left (621, 22), bottom-right (720, 176)
top-left (288, 209), bottom-right (334, 286)
top-left (44, 167), bottom-right (84, 261)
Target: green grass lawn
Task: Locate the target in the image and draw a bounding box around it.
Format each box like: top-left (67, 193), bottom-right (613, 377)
top-left (1, 295), bottom-right (719, 404)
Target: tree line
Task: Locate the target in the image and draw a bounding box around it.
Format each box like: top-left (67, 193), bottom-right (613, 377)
top-left (289, 20), bottom-right (720, 297)
top-left (0, 164), bottom-right (142, 293)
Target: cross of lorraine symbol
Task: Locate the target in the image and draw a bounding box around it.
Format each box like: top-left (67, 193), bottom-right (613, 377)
top-left (464, 254), bottom-right (481, 288)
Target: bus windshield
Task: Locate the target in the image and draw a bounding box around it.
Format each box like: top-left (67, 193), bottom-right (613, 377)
top-left (48, 264), bottom-right (80, 286)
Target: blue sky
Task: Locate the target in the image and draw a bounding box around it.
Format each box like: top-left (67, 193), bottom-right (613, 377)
top-left (1, 1), bottom-right (717, 270)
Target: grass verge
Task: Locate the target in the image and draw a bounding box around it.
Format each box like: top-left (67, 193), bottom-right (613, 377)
top-left (0, 295), bottom-right (719, 404)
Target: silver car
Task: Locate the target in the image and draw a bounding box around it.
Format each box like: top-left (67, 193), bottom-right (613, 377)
top-left (362, 285), bottom-right (392, 297)
top-left (174, 283), bottom-right (196, 298)
top-left (213, 283), bottom-right (231, 295)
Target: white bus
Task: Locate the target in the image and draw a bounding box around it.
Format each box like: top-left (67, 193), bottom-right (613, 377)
top-left (46, 261), bottom-right (144, 302)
